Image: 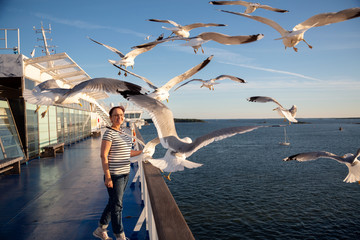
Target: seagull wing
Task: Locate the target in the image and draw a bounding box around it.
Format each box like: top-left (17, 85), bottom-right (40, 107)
top-left (180, 125), bottom-right (264, 157)
top-left (294, 7), bottom-right (360, 31)
top-left (57, 78), bottom-right (146, 104)
top-left (182, 23), bottom-right (227, 31)
top-left (147, 19), bottom-right (180, 27)
top-left (112, 64), bottom-right (158, 90)
top-left (117, 93), bottom-right (179, 140)
top-left (88, 37), bottom-right (125, 58)
top-left (131, 36), bottom-right (182, 49)
top-left (23, 88), bottom-right (69, 105)
top-left (143, 137), bottom-right (161, 157)
top-left (209, 1), bottom-right (250, 7)
top-left (247, 96), bottom-right (283, 108)
top-left (35, 80), bottom-right (63, 91)
top-left (198, 32), bottom-right (264, 45)
top-left (258, 4), bottom-right (289, 13)
top-left (220, 10), bottom-right (288, 37)
top-left (160, 55), bottom-right (213, 91)
top-left (215, 74), bottom-right (246, 83)
top-left (124, 45), bottom-right (155, 59)
top-left (174, 79), bottom-right (206, 91)
top-left (283, 151), bottom-right (344, 162)
top-left (284, 151), bottom-right (360, 183)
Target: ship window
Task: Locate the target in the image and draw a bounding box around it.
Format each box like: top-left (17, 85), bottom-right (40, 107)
top-left (0, 99), bottom-right (25, 161)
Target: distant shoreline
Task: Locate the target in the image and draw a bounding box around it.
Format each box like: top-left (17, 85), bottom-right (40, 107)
top-left (145, 118), bottom-right (206, 123)
top-left (144, 117), bottom-right (360, 124)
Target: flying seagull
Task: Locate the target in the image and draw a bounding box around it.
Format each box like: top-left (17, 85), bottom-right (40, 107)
top-left (113, 55), bottom-right (213, 101)
top-left (147, 19), bottom-right (227, 37)
top-left (181, 32), bottom-right (264, 53)
top-left (130, 137), bottom-right (202, 181)
top-left (220, 8), bottom-right (360, 52)
top-left (133, 32), bottom-right (264, 53)
top-left (174, 74), bottom-right (246, 91)
top-left (22, 79), bottom-right (125, 120)
top-left (23, 80), bottom-right (75, 118)
top-left (247, 96), bottom-right (297, 124)
top-left (209, 1), bottom-right (289, 14)
top-left (88, 34), bottom-right (164, 75)
top-left (283, 149), bottom-right (360, 183)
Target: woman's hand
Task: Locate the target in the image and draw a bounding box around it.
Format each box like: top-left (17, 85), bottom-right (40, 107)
top-left (105, 177), bottom-right (113, 188)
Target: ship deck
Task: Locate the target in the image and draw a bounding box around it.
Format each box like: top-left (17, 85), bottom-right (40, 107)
top-left (0, 134), bottom-right (148, 240)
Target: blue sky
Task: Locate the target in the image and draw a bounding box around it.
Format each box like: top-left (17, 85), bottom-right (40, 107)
top-left (1, 0), bottom-right (359, 119)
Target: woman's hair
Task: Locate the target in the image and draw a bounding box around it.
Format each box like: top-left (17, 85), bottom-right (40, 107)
top-left (109, 106), bottom-right (125, 116)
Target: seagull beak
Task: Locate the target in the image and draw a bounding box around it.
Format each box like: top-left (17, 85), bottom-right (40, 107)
top-left (166, 98), bottom-right (169, 103)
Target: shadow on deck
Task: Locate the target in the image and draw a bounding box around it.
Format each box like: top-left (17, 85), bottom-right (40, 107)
top-left (0, 136), bottom-right (148, 240)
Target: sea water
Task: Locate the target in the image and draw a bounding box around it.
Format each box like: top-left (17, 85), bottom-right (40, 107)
top-left (139, 118), bottom-right (360, 239)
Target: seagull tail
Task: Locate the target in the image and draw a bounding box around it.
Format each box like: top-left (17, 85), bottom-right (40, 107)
top-left (343, 161), bottom-right (360, 183)
top-left (129, 154), bottom-right (143, 163)
top-left (182, 159), bottom-right (203, 169)
top-left (147, 159), bottom-right (168, 171)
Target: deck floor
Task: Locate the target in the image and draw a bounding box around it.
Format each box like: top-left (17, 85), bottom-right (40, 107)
top-left (0, 135), bottom-right (148, 240)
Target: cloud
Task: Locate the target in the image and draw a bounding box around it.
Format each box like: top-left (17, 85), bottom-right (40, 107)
top-left (219, 61), bottom-right (322, 81)
top-left (33, 13), bottom-right (146, 38)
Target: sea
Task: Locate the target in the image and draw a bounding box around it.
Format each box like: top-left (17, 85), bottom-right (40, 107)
top-left (138, 118), bottom-right (360, 240)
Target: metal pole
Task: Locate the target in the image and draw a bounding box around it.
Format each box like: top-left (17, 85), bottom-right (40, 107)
top-left (17, 28), bottom-right (20, 53)
top-left (4, 29), bottom-right (7, 48)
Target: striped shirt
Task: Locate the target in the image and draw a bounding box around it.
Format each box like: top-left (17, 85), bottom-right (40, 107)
top-left (102, 128), bottom-right (132, 175)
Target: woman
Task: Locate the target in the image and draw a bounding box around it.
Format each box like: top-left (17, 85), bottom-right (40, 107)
top-left (93, 106), bottom-right (142, 240)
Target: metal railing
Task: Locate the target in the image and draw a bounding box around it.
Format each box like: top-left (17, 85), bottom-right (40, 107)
top-left (0, 28), bottom-right (20, 53)
top-left (131, 126), bottom-right (195, 240)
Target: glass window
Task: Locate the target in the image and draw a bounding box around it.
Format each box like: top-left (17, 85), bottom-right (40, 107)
top-left (57, 107), bottom-right (64, 143)
top-left (26, 103), bottom-right (39, 158)
top-left (0, 99), bottom-right (25, 161)
top-left (24, 78), bottom-right (36, 90)
top-left (38, 106), bottom-right (50, 148)
top-left (49, 106), bottom-right (57, 144)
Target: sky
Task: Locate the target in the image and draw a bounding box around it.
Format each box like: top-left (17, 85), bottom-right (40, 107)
top-left (1, 0), bottom-right (360, 119)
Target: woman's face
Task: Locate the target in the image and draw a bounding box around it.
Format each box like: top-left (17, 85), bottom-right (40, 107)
top-left (110, 108), bottom-right (124, 126)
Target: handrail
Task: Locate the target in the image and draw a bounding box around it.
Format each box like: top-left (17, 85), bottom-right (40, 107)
top-left (143, 162), bottom-right (195, 240)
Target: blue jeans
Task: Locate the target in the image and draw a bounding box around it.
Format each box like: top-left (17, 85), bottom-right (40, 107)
top-left (99, 174), bottom-right (129, 234)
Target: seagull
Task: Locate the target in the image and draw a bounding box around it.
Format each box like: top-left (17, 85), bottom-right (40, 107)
top-left (130, 137), bottom-right (202, 181)
top-left (23, 79), bottom-right (116, 120)
top-left (147, 19), bottom-right (227, 37)
top-left (220, 8), bottom-right (360, 52)
top-left (23, 79), bottom-right (74, 118)
top-left (209, 1), bottom-right (289, 14)
top-left (112, 55), bottom-right (213, 102)
top-left (56, 78), bottom-right (148, 105)
top-left (283, 149), bottom-right (360, 184)
top-left (133, 32), bottom-right (264, 54)
top-left (182, 32), bottom-right (264, 53)
top-left (174, 74), bottom-right (246, 91)
top-left (88, 34), bottom-right (164, 75)
top-left (247, 96), bottom-right (297, 124)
